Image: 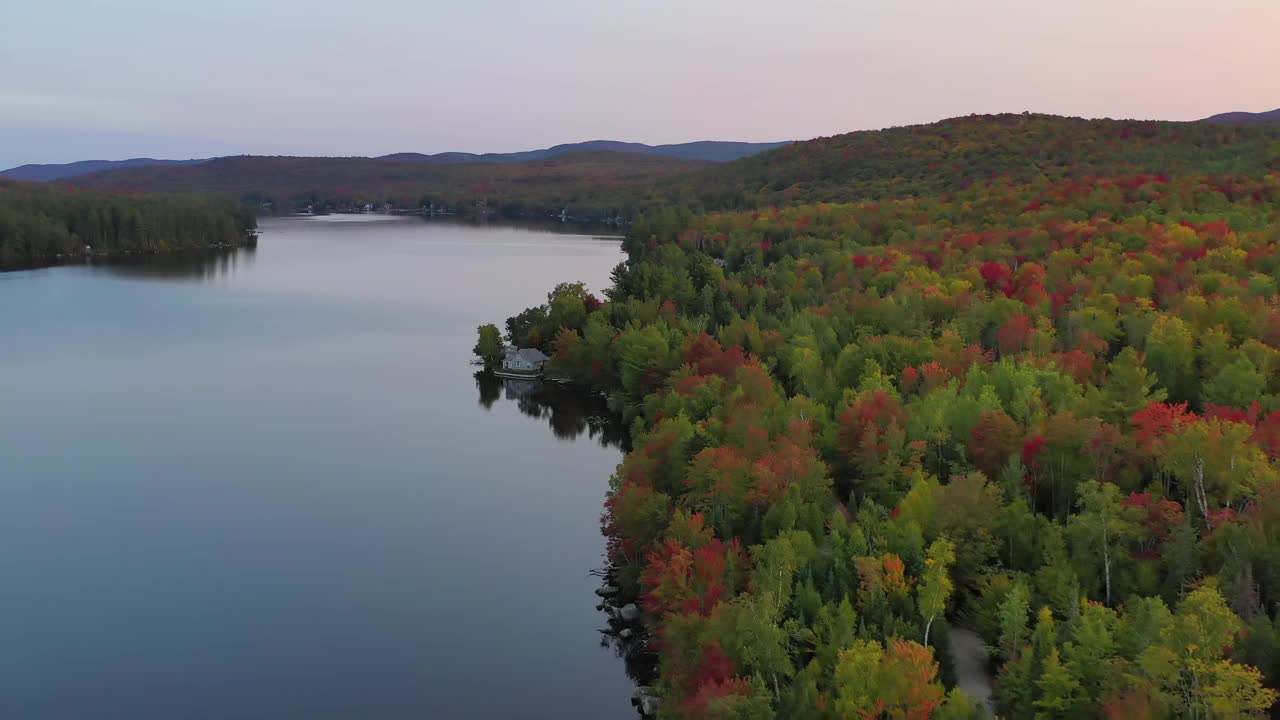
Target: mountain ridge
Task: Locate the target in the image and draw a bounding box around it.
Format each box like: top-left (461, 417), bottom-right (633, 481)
top-left (378, 139), bottom-right (790, 165)
top-left (1, 158), bottom-right (207, 183)
top-left (38, 112), bottom-right (1280, 219)
top-left (1201, 108), bottom-right (1280, 125)
top-left (2, 139), bottom-right (788, 182)
top-left (655, 112), bottom-right (1280, 210)
top-left (60, 150), bottom-right (711, 217)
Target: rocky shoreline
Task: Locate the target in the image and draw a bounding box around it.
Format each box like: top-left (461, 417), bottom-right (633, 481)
top-left (594, 573), bottom-right (661, 717)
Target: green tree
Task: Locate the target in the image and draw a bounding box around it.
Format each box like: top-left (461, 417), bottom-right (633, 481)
top-left (998, 581), bottom-right (1032, 661)
top-left (473, 324), bottom-right (504, 370)
top-left (834, 639), bottom-right (885, 716)
top-left (1144, 315), bottom-right (1196, 403)
top-left (614, 324), bottom-right (671, 409)
top-left (933, 472), bottom-right (1002, 599)
top-left (1066, 480), bottom-right (1141, 606)
top-left (918, 537), bottom-right (957, 646)
top-left (1101, 347), bottom-right (1166, 423)
top-left (546, 282), bottom-right (590, 333)
top-left (1034, 648), bottom-right (1082, 718)
top-left (835, 639), bottom-right (946, 720)
top-left (1162, 418), bottom-right (1275, 525)
top-left (1202, 355), bottom-right (1266, 409)
top-left (1138, 584), bottom-right (1277, 717)
top-left (1064, 600), bottom-right (1120, 709)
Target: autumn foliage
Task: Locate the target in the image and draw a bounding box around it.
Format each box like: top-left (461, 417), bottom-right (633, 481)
top-left (512, 115), bottom-right (1280, 717)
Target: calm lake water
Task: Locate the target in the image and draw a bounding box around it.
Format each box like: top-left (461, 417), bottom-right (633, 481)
top-left (0, 216), bottom-right (634, 719)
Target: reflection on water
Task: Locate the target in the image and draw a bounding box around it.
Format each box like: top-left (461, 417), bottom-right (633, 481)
top-left (96, 246), bottom-right (257, 282)
top-left (1, 216), bottom-right (636, 719)
top-left (474, 370), bottom-right (654, 691)
top-left (419, 215), bottom-right (623, 241)
top-left (474, 372), bottom-right (628, 450)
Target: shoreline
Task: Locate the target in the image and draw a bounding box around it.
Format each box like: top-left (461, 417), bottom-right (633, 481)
top-left (0, 232), bottom-right (258, 273)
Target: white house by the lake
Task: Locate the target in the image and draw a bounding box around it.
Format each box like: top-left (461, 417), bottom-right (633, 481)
top-left (495, 347), bottom-right (549, 378)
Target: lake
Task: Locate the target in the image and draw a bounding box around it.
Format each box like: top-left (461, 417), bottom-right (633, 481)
top-left (0, 216), bottom-right (635, 718)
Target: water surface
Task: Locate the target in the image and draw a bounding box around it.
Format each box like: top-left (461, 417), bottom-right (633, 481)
top-left (0, 216), bottom-right (633, 719)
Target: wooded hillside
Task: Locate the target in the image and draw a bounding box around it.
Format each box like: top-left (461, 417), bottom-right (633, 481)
top-left (492, 118), bottom-right (1280, 717)
top-left (0, 180), bottom-right (256, 269)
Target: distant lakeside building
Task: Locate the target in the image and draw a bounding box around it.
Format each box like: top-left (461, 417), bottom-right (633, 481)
top-left (494, 347), bottom-right (548, 379)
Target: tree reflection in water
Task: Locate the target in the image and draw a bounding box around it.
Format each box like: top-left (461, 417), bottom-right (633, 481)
top-left (97, 246), bottom-right (257, 282)
top-left (473, 370), bottom-right (652, 688)
top-left (473, 372), bottom-right (628, 450)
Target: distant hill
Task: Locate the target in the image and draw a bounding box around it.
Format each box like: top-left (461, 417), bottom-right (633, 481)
top-left (0, 158), bottom-right (207, 183)
top-left (63, 151), bottom-right (711, 218)
top-left (654, 113), bottom-right (1280, 210)
top-left (47, 114), bottom-right (1280, 219)
top-left (378, 140), bottom-right (790, 165)
top-left (1202, 108), bottom-right (1280, 125)
top-left (6, 139), bottom-right (784, 185)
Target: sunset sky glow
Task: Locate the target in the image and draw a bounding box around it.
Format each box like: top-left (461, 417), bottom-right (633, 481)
top-left (3, 0), bottom-right (1277, 167)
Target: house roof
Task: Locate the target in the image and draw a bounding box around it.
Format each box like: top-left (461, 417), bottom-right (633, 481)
top-left (514, 348), bottom-right (549, 363)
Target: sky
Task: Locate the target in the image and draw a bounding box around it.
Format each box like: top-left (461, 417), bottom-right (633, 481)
top-left (3, 0), bottom-right (1278, 169)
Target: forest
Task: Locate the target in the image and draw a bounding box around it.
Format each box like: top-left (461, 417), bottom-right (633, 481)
top-left (655, 114), bottom-right (1280, 212)
top-left (0, 180), bottom-right (257, 270)
top-left (61, 151), bottom-right (709, 220)
top-left (61, 114), bottom-right (1280, 228)
top-left (488, 115), bottom-right (1280, 718)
